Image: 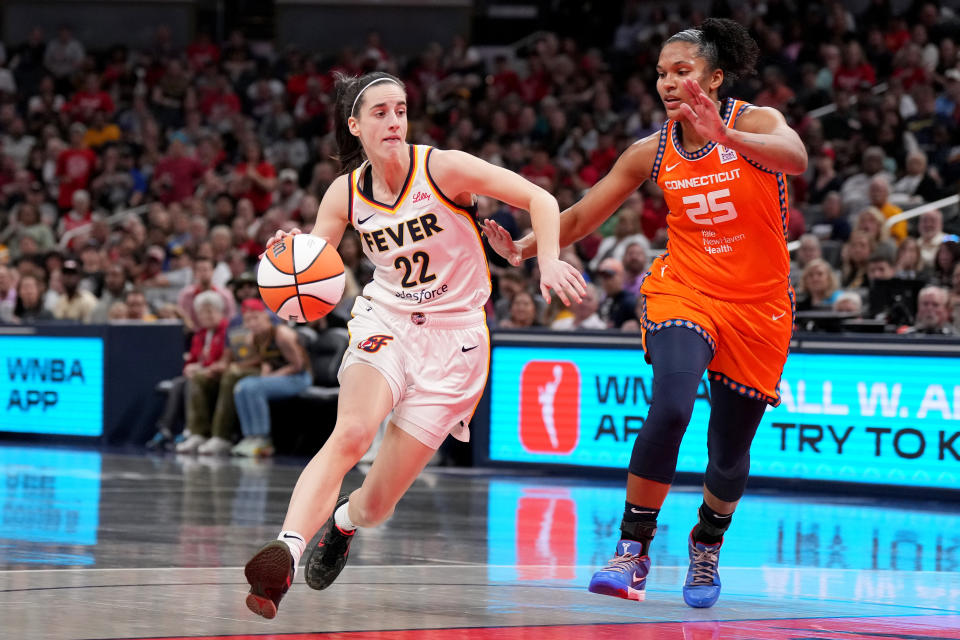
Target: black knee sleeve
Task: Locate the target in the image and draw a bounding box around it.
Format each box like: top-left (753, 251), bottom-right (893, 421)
top-left (704, 380), bottom-right (768, 502)
top-left (628, 327), bottom-right (713, 483)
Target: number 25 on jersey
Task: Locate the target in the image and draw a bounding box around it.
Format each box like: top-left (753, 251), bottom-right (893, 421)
top-left (682, 188), bottom-right (739, 226)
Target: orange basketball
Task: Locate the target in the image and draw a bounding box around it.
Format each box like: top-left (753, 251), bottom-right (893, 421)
top-left (257, 234), bottom-right (345, 322)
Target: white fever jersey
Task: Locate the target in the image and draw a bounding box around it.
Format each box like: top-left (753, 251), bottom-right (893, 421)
top-left (348, 144), bottom-right (491, 314)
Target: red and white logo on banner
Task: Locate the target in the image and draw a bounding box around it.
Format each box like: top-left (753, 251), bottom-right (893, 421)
top-left (519, 361), bottom-right (580, 454)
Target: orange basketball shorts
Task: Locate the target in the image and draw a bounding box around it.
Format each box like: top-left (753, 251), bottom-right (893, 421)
top-left (639, 255), bottom-right (794, 406)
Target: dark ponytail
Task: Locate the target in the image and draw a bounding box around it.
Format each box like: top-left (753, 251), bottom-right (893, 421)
top-left (665, 18), bottom-right (759, 86)
top-left (332, 71), bottom-right (406, 175)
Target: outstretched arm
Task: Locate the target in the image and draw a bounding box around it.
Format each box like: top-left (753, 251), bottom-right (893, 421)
top-left (429, 149), bottom-right (585, 304)
top-left (484, 133), bottom-right (657, 263)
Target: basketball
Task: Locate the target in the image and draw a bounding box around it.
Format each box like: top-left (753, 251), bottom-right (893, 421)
top-left (257, 233), bottom-right (346, 323)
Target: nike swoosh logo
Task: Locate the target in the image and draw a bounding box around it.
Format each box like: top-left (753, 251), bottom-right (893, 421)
top-left (771, 311), bottom-right (787, 321)
top-left (665, 162), bottom-right (681, 172)
top-left (633, 571), bottom-right (645, 582)
top-left (462, 345), bottom-right (479, 352)
top-left (357, 213), bottom-right (376, 225)
top-left (282, 533), bottom-right (304, 541)
top-left (630, 508), bottom-right (657, 515)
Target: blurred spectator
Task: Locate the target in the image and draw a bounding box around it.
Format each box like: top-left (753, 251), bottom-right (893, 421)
top-left (151, 291), bottom-right (229, 450)
top-left (2, 200), bottom-right (55, 258)
top-left (231, 140), bottom-right (276, 213)
top-left (274, 168), bottom-right (304, 217)
top-left (498, 289), bottom-right (541, 329)
top-left (177, 256), bottom-right (236, 331)
top-left (58, 189), bottom-right (97, 250)
top-left (917, 209), bottom-right (946, 268)
top-left (596, 257), bottom-right (637, 329)
top-left (91, 263), bottom-right (131, 322)
top-left (2, 118), bottom-right (35, 169)
top-left (791, 234), bottom-right (823, 284)
top-left (551, 282), bottom-right (605, 330)
top-left (0, 265), bottom-right (15, 320)
top-left (900, 285), bottom-right (956, 335)
top-left (65, 74), bottom-right (115, 123)
top-left (841, 231), bottom-right (876, 289)
top-left (124, 288), bottom-right (157, 321)
top-left (621, 241), bottom-right (649, 297)
top-left (853, 207), bottom-right (896, 258)
top-left (867, 252), bottom-right (896, 284)
top-left (797, 258), bottom-right (842, 311)
top-left (807, 149), bottom-right (843, 205)
top-left (231, 304), bottom-right (311, 457)
top-left (12, 273), bottom-right (53, 323)
top-left (867, 175), bottom-right (906, 241)
top-left (894, 236), bottom-right (929, 280)
top-left (934, 238), bottom-right (960, 286)
top-left (891, 150), bottom-right (944, 207)
top-left (809, 191), bottom-right (851, 243)
top-left (55, 122), bottom-right (96, 210)
top-left (178, 298), bottom-right (263, 454)
top-left (589, 206), bottom-right (649, 272)
top-left (153, 134), bottom-right (206, 204)
top-left (43, 26), bottom-right (84, 90)
top-left (52, 258), bottom-right (97, 322)
top-left (832, 291), bottom-right (863, 315)
top-left (840, 147), bottom-right (893, 217)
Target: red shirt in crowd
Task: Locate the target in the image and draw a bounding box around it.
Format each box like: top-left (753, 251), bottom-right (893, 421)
top-left (235, 161), bottom-right (277, 213)
top-left (185, 318), bottom-right (229, 369)
top-left (833, 63), bottom-right (876, 92)
top-left (187, 42), bottom-right (221, 70)
top-left (64, 90), bottom-right (115, 122)
top-left (154, 154), bottom-right (206, 204)
top-left (199, 89), bottom-right (241, 120)
top-left (56, 147), bottom-right (97, 209)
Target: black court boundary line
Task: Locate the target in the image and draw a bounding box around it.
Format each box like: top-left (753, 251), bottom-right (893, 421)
top-left (78, 612), bottom-right (960, 640)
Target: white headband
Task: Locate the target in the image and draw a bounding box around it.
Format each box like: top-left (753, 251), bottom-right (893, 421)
top-left (351, 77), bottom-right (401, 116)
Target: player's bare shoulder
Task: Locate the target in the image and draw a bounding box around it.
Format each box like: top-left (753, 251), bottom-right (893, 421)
top-left (617, 129), bottom-right (663, 182)
top-left (731, 104), bottom-right (788, 134)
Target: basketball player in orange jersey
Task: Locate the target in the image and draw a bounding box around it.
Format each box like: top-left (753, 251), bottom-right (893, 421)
top-left (485, 18), bottom-right (807, 608)
top-left (242, 71), bottom-right (585, 619)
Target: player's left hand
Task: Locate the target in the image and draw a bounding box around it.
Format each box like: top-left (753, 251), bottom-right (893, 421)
top-left (678, 79), bottom-right (729, 144)
top-left (481, 219), bottom-right (522, 266)
top-left (538, 257), bottom-right (586, 306)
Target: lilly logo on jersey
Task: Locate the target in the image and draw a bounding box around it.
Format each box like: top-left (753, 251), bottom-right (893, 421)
top-left (519, 361), bottom-right (580, 454)
top-left (358, 334), bottom-right (393, 353)
top-left (360, 213), bottom-right (444, 254)
top-left (412, 191), bottom-right (431, 203)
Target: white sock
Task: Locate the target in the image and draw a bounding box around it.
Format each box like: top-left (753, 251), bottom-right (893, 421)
top-left (277, 531), bottom-right (306, 575)
top-left (334, 502), bottom-right (357, 531)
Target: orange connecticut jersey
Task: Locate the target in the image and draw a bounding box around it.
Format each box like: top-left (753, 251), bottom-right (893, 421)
top-left (348, 144), bottom-right (491, 315)
top-left (652, 97), bottom-right (790, 302)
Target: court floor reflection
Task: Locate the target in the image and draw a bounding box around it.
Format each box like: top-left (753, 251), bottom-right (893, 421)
top-left (0, 445), bottom-right (957, 640)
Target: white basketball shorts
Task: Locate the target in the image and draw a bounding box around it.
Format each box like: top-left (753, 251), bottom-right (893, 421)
top-left (338, 297), bottom-right (490, 449)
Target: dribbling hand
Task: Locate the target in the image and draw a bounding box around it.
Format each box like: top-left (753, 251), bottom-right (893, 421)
top-left (481, 219), bottom-right (521, 266)
top-left (259, 228), bottom-right (303, 259)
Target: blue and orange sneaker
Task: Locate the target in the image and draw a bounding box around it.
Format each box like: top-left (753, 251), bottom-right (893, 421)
top-left (588, 540), bottom-right (651, 601)
top-left (682, 532), bottom-right (722, 608)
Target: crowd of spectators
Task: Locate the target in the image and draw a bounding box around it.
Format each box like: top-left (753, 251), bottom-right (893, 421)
top-left (0, 1), bottom-right (959, 341)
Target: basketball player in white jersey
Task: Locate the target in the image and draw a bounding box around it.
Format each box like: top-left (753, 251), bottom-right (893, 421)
top-left (243, 71), bottom-right (585, 619)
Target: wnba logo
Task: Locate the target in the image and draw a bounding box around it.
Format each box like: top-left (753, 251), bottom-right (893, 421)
top-left (519, 361), bottom-right (579, 454)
